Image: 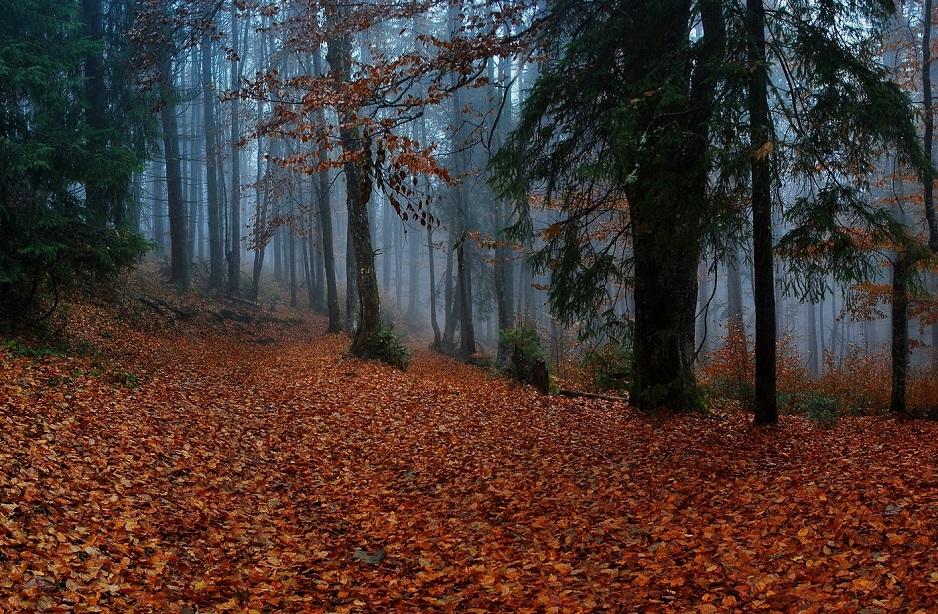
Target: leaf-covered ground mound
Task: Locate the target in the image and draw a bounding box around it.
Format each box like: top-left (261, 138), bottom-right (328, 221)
top-left (2, 292), bottom-right (938, 612)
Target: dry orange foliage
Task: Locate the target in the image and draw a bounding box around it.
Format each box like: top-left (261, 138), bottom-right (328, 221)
top-left (3, 298), bottom-right (938, 612)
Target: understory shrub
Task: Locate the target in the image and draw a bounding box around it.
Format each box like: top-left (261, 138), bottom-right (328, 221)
top-left (372, 327), bottom-right (411, 370)
top-left (582, 341), bottom-right (632, 392)
top-left (499, 326), bottom-right (549, 392)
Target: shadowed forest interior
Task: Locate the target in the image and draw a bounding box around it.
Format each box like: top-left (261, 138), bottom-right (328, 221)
top-left (3, 0), bottom-right (938, 611)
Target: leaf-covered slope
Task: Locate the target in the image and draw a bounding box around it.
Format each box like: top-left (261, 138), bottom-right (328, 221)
top-left (2, 315), bottom-right (938, 612)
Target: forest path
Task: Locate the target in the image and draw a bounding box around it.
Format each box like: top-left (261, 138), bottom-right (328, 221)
top-left (3, 311), bottom-right (938, 612)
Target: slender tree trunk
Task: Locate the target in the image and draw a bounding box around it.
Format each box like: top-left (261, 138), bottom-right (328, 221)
top-left (457, 237), bottom-right (475, 355)
top-left (395, 218), bottom-right (403, 309)
top-left (130, 171), bottom-right (143, 232)
top-left (152, 162), bottom-right (165, 253)
top-left (228, 5), bottom-right (242, 295)
top-left (748, 0), bottom-right (778, 424)
top-left (443, 222), bottom-right (457, 346)
top-left (159, 54), bottom-right (188, 291)
top-left (188, 56), bottom-right (202, 263)
top-left (201, 39), bottom-right (224, 289)
top-left (346, 221), bottom-right (358, 330)
top-left (696, 257), bottom-right (710, 355)
top-left (924, 0), bottom-right (938, 252)
top-left (726, 246), bottom-right (744, 330)
top-left (890, 254), bottom-right (910, 413)
top-left (428, 220), bottom-right (442, 346)
top-left (303, 236), bottom-right (315, 308)
top-left (289, 226), bottom-right (297, 308)
top-left (382, 197), bottom-right (392, 294)
top-left (317, 151), bottom-right (341, 330)
top-left (407, 225), bottom-right (420, 319)
top-left (494, 204), bottom-right (513, 366)
top-left (807, 300), bottom-right (820, 377)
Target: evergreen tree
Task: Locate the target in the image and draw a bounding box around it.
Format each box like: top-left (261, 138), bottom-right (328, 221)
top-left (492, 0), bottom-right (724, 412)
top-left (0, 0), bottom-right (150, 319)
top-left (493, 0), bottom-right (929, 417)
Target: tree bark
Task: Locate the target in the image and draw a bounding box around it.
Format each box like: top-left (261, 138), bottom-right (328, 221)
top-left (889, 254), bottom-right (910, 414)
top-left (159, 53), bottom-right (189, 291)
top-left (747, 0), bottom-right (778, 425)
top-left (201, 38), bottom-right (225, 290)
top-left (228, 5), bottom-right (243, 295)
top-left (924, 0), bottom-right (938, 252)
top-left (326, 16), bottom-right (381, 355)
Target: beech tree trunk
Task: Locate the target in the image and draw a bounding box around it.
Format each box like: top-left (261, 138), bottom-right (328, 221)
top-left (312, 53), bottom-right (341, 331)
top-left (326, 17), bottom-right (381, 355)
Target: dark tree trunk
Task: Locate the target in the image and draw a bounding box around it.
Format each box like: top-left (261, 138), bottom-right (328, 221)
top-left (227, 5), bottom-right (242, 295)
top-left (442, 222), bottom-right (457, 347)
top-left (427, 218), bottom-right (442, 346)
top-left (313, 50), bottom-right (341, 331)
top-left (188, 57), bottom-right (202, 263)
top-left (726, 246), bottom-right (744, 330)
top-left (494, 203), bottom-right (513, 367)
top-left (289, 227), bottom-right (297, 308)
top-left (807, 300), bottom-right (820, 377)
top-left (627, 0), bottom-right (721, 412)
top-left (159, 55), bottom-right (189, 291)
top-left (924, 0), bottom-right (938, 252)
top-left (346, 221), bottom-right (358, 331)
top-left (407, 225), bottom-right (420, 319)
top-left (747, 0), bottom-right (778, 425)
top-left (457, 238), bottom-right (475, 355)
top-left (201, 39), bottom-right (224, 290)
top-left (317, 159), bottom-right (341, 331)
top-left (152, 162), bottom-right (165, 253)
top-left (890, 255), bottom-right (910, 414)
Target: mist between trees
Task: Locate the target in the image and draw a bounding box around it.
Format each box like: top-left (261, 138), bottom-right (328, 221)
top-left (5, 0), bottom-right (938, 421)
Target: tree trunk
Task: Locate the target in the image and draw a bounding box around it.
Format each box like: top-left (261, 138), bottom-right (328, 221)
top-left (407, 224), bottom-right (420, 319)
top-left (289, 226), bottom-right (297, 308)
top-left (494, 202), bottom-right (513, 367)
top-left (807, 300), bottom-right (820, 378)
top-left (457, 238), bottom-right (475, 355)
top-left (228, 5), bottom-right (242, 295)
top-left (188, 56), bottom-right (202, 263)
top-left (626, 0), bottom-right (720, 412)
top-left (201, 39), bottom-right (224, 290)
top-left (696, 257), bottom-right (710, 356)
top-left (747, 0), bottom-right (778, 424)
top-left (152, 162), bottom-right (165, 254)
top-left (889, 254), bottom-right (910, 413)
top-left (326, 17), bottom-right (381, 355)
top-left (159, 54), bottom-right (189, 291)
top-left (346, 221), bottom-right (358, 331)
top-left (427, 214), bottom-right (442, 346)
top-left (442, 222), bottom-right (457, 347)
top-left (924, 0), bottom-right (938, 252)
top-left (726, 245), bottom-right (744, 330)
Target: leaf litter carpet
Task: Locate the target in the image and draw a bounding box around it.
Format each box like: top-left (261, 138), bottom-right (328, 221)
top-left (2, 312), bottom-right (938, 612)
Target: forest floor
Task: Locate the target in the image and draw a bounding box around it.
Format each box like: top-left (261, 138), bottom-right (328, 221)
top-left (2, 275), bottom-right (938, 613)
